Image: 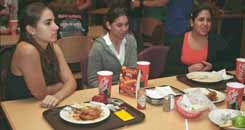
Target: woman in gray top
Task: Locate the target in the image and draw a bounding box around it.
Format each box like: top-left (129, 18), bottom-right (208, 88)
top-left (88, 6), bottom-right (137, 87)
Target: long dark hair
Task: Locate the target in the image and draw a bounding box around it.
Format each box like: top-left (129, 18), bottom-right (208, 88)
top-left (18, 2), bottom-right (61, 83)
top-left (103, 6), bottom-right (129, 31)
top-left (0, 2), bottom-right (61, 97)
top-left (19, 2), bottom-right (48, 49)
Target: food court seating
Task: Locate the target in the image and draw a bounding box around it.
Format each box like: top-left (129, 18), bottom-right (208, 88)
top-left (139, 17), bottom-right (165, 47)
top-left (138, 45), bottom-right (169, 79)
top-left (56, 35), bottom-right (93, 89)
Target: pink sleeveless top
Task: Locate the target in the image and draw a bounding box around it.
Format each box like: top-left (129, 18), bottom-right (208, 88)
top-left (181, 32), bottom-right (208, 65)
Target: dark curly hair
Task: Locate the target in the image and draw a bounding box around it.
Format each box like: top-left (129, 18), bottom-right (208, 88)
top-left (103, 6), bottom-right (129, 31)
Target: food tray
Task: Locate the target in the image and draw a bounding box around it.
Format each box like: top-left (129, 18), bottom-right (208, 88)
top-left (177, 74), bottom-right (245, 100)
top-left (43, 98), bottom-right (145, 130)
top-left (176, 74), bottom-right (236, 90)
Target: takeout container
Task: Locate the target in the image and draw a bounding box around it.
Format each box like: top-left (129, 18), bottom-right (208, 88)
top-left (145, 86), bottom-right (184, 105)
top-left (145, 87), bottom-right (167, 105)
top-left (175, 96), bottom-right (208, 119)
top-left (146, 95), bottom-right (164, 105)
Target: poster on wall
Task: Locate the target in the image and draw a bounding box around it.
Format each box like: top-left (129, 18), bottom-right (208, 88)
top-left (49, 0), bottom-right (88, 38)
top-left (57, 14), bottom-right (86, 37)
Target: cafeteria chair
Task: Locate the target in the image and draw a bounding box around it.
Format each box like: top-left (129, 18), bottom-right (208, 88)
top-left (0, 46), bottom-right (15, 130)
top-left (138, 45), bottom-right (169, 79)
top-left (80, 57), bottom-right (89, 88)
top-left (139, 17), bottom-right (165, 48)
top-left (56, 35), bottom-right (93, 89)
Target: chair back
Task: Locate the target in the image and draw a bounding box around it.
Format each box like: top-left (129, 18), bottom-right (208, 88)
top-left (57, 35), bottom-right (93, 63)
top-left (138, 45), bottom-right (169, 79)
top-left (0, 46), bottom-right (16, 101)
top-left (57, 35), bottom-right (93, 89)
top-left (57, 35), bottom-right (93, 72)
top-left (139, 17), bottom-right (165, 46)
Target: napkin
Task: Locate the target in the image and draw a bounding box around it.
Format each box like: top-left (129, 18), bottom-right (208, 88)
top-left (146, 86), bottom-right (176, 99)
top-left (180, 92), bottom-right (216, 111)
top-left (211, 69), bottom-right (234, 80)
top-left (180, 95), bottom-right (193, 111)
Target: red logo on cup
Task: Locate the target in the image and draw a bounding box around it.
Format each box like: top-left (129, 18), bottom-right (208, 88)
top-left (97, 71), bottom-right (113, 99)
top-left (226, 82), bottom-right (244, 110)
top-left (137, 61), bottom-right (150, 87)
top-left (236, 58), bottom-right (245, 83)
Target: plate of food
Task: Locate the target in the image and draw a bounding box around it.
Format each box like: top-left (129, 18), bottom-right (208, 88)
top-left (59, 101), bottom-right (110, 124)
top-left (208, 109), bottom-right (245, 130)
top-left (183, 88), bottom-right (225, 103)
top-left (186, 72), bottom-right (223, 83)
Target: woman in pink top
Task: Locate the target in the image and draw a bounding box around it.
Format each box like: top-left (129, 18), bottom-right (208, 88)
top-left (164, 4), bottom-right (234, 76)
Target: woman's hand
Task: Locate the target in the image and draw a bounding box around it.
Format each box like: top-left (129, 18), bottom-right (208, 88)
top-left (40, 95), bottom-right (61, 108)
top-left (201, 61), bottom-right (212, 71)
top-left (188, 63), bottom-right (205, 72)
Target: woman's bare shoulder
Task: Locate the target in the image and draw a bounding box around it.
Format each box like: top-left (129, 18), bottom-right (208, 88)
top-left (15, 41), bottom-right (39, 58)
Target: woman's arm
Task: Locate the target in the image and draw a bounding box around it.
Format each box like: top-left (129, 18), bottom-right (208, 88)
top-left (14, 42), bottom-right (76, 107)
top-left (14, 43), bottom-right (60, 100)
top-left (41, 44), bottom-right (77, 108)
top-left (49, 43), bottom-right (77, 101)
top-left (87, 42), bottom-right (103, 88)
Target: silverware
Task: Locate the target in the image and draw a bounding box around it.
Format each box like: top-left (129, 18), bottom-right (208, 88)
top-left (67, 105), bottom-right (82, 111)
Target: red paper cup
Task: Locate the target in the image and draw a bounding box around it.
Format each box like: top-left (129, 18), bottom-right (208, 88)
top-left (226, 82), bottom-right (244, 110)
top-left (137, 61), bottom-right (150, 87)
top-left (236, 58), bottom-right (245, 83)
top-left (97, 71), bottom-right (113, 99)
top-left (9, 20), bottom-right (18, 36)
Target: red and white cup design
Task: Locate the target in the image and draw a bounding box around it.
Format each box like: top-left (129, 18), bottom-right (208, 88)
top-left (137, 61), bottom-right (150, 87)
top-left (9, 20), bottom-right (18, 36)
top-left (236, 58), bottom-right (245, 83)
top-left (97, 71), bottom-right (113, 98)
top-left (226, 82), bottom-right (244, 110)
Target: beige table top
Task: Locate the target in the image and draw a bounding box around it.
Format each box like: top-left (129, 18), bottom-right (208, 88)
top-left (1, 76), bottom-right (245, 130)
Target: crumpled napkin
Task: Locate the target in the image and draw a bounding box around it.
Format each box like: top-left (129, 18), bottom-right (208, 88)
top-left (146, 86), bottom-right (176, 99)
top-left (180, 92), bottom-right (216, 111)
top-left (211, 69), bottom-right (234, 80)
top-left (180, 95), bottom-right (193, 111)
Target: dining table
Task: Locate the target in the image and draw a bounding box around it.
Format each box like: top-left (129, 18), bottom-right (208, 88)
top-left (1, 75), bottom-right (245, 130)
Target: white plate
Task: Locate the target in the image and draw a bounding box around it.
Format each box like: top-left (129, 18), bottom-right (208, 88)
top-left (208, 109), bottom-right (244, 130)
top-left (186, 72), bottom-right (223, 83)
top-left (183, 88), bottom-right (225, 103)
top-left (59, 101), bottom-right (110, 124)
